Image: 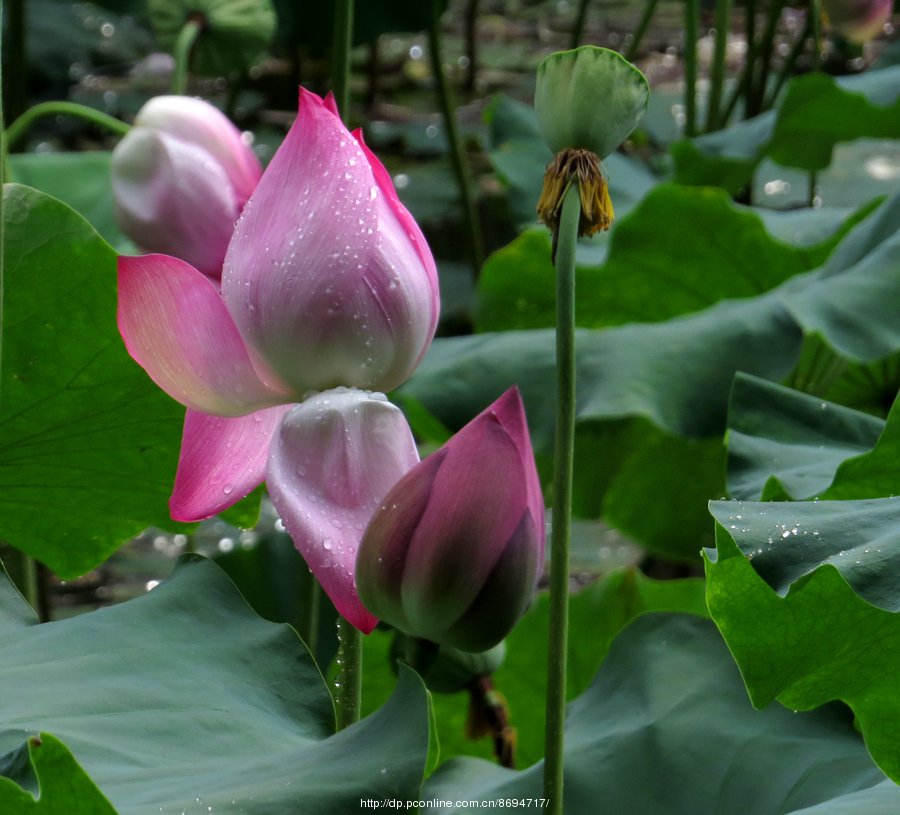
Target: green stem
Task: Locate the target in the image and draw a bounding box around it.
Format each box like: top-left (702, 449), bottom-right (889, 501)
top-left (463, 0), bottom-right (479, 93)
top-left (331, 0), bottom-right (354, 116)
top-left (763, 13), bottom-right (812, 109)
top-left (5, 101), bottom-right (130, 151)
top-left (807, 0), bottom-right (822, 204)
top-left (748, 0), bottom-right (785, 116)
top-left (329, 0), bottom-right (361, 733)
top-left (682, 0), bottom-right (699, 137)
top-left (427, 0), bottom-right (485, 277)
top-left (624, 0), bottom-right (660, 62)
top-left (570, 0), bottom-right (591, 49)
top-left (745, 0), bottom-right (757, 63)
top-left (705, 0), bottom-right (733, 132)
top-left (171, 19), bottom-right (202, 95)
top-left (334, 617), bottom-right (362, 730)
top-left (543, 182), bottom-right (579, 815)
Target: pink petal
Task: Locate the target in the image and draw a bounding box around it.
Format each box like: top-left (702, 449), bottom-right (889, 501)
top-left (266, 389), bottom-right (419, 633)
top-left (401, 403), bottom-right (528, 632)
top-left (170, 405), bottom-right (293, 522)
top-left (117, 253), bottom-right (289, 416)
top-left (134, 95), bottom-right (262, 204)
top-left (112, 129), bottom-right (238, 277)
top-left (221, 88), bottom-right (438, 396)
top-left (353, 128), bottom-right (440, 341)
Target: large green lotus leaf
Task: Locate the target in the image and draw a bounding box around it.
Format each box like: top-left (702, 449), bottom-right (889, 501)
top-left (769, 69), bottom-right (900, 171)
top-left (705, 500), bottom-right (900, 782)
top-left (359, 570), bottom-right (706, 769)
top-left (709, 496), bottom-right (900, 612)
top-left (672, 66), bottom-right (900, 192)
top-left (824, 394), bottom-right (900, 500)
top-left (475, 183), bottom-right (873, 333)
top-left (0, 733), bottom-right (117, 814)
top-left (780, 198), bottom-right (900, 363)
top-left (0, 555), bottom-right (430, 813)
top-left (726, 373), bottom-right (889, 501)
top-left (408, 295), bottom-right (801, 453)
top-left (8, 153), bottom-right (132, 252)
top-left (422, 614), bottom-right (896, 814)
top-left (0, 184), bottom-right (187, 578)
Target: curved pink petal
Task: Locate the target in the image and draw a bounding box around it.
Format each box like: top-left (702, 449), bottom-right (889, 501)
top-left (117, 253), bottom-right (289, 416)
top-left (170, 405), bottom-right (293, 522)
top-left (400, 402), bottom-right (527, 631)
top-left (112, 129), bottom-right (238, 277)
top-left (266, 388), bottom-right (419, 633)
top-left (222, 88), bottom-right (438, 396)
top-left (352, 128), bottom-right (440, 349)
top-left (134, 95), bottom-right (262, 204)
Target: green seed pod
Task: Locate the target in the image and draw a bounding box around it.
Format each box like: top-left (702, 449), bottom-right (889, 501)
top-left (148, 0), bottom-right (276, 77)
top-left (534, 46), bottom-right (649, 159)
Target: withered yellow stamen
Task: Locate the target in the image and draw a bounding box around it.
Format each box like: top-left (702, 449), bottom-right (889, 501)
top-left (536, 148), bottom-right (614, 238)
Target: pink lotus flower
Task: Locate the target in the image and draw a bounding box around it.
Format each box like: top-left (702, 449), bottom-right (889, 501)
top-left (823, 0), bottom-right (892, 43)
top-left (267, 388), bottom-right (420, 633)
top-left (355, 387), bottom-right (545, 652)
top-left (118, 88), bottom-right (440, 529)
top-left (112, 95), bottom-right (262, 278)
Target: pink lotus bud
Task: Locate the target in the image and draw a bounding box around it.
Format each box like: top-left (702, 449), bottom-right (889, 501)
top-left (266, 388), bottom-right (420, 633)
top-left (823, 0), bottom-right (892, 43)
top-left (355, 387), bottom-right (545, 652)
top-left (222, 88), bottom-right (440, 396)
top-left (112, 96), bottom-right (262, 278)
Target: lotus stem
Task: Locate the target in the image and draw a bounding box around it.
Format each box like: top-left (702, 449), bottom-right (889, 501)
top-left (625, 0), bottom-right (660, 63)
top-left (764, 13), bottom-right (813, 109)
top-left (706, 0), bottom-right (733, 132)
top-left (4, 101), bottom-right (130, 151)
top-left (427, 0), bottom-right (486, 278)
top-left (329, 0), bottom-right (363, 732)
top-left (543, 181), bottom-right (580, 815)
top-left (334, 617), bottom-right (362, 729)
top-left (331, 0), bottom-right (354, 115)
top-left (683, 0), bottom-right (699, 137)
top-left (464, 0), bottom-right (479, 93)
top-left (171, 18), bottom-right (202, 95)
top-left (570, 0), bottom-right (591, 49)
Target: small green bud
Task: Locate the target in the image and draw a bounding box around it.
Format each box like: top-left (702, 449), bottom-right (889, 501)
top-left (534, 46), bottom-right (649, 159)
top-left (149, 0), bottom-right (276, 77)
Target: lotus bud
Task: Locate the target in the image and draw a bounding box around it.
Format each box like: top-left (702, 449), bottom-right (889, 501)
top-left (222, 88), bottom-right (440, 396)
top-left (823, 0), bottom-right (892, 44)
top-left (356, 387), bottom-right (545, 653)
top-left (534, 46), bottom-right (649, 238)
top-left (112, 96), bottom-right (261, 278)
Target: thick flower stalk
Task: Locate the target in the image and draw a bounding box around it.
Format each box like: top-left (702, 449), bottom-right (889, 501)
top-left (112, 95), bottom-right (262, 277)
top-left (532, 46), bottom-right (648, 815)
top-left (355, 387), bottom-right (545, 653)
top-left (117, 88), bottom-right (440, 629)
